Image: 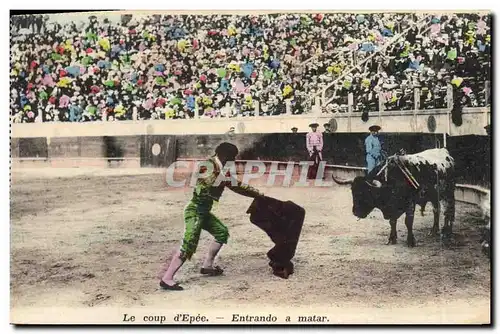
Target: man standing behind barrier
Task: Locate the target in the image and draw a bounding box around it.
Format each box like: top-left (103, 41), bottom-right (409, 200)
top-left (323, 123), bottom-right (332, 134)
top-left (365, 125), bottom-right (383, 174)
top-left (160, 142), bottom-right (263, 291)
top-left (306, 122), bottom-right (323, 179)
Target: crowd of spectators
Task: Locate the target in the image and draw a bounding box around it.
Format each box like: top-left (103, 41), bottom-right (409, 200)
top-left (10, 12), bottom-right (491, 123)
top-left (322, 13), bottom-right (491, 114)
top-left (10, 14), bottom-right (48, 34)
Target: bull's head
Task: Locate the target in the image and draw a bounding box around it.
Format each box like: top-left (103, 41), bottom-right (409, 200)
top-left (333, 175), bottom-right (383, 219)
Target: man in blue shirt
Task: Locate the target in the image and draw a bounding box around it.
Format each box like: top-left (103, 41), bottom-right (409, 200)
top-left (365, 125), bottom-right (382, 174)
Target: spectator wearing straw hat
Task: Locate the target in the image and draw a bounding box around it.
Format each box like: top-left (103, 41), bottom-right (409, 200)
top-left (365, 125), bottom-right (382, 174)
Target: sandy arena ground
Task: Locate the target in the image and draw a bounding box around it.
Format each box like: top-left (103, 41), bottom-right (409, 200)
top-left (10, 168), bottom-right (491, 324)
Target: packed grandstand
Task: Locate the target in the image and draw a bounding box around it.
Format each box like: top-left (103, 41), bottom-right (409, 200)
top-left (10, 12), bottom-right (491, 123)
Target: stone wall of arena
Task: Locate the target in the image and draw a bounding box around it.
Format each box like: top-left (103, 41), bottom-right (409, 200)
top-left (11, 108), bottom-right (491, 190)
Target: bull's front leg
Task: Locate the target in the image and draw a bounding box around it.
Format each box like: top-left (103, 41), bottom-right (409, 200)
top-left (481, 226), bottom-right (491, 258)
top-left (429, 200), bottom-right (440, 236)
top-left (405, 201), bottom-right (417, 247)
top-left (386, 219), bottom-right (398, 245)
top-left (441, 199), bottom-right (455, 238)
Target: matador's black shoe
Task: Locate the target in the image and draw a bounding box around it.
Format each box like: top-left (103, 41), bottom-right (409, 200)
top-left (200, 266), bottom-right (224, 276)
top-left (160, 280), bottom-right (184, 291)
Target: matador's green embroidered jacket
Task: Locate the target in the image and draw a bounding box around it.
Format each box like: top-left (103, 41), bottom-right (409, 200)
top-left (178, 156), bottom-right (262, 260)
top-left (190, 157), bottom-right (262, 213)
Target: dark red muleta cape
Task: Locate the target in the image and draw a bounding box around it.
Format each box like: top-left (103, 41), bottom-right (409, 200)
top-left (246, 196), bottom-right (305, 279)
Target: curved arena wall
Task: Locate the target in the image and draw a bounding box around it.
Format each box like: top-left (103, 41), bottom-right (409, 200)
top-left (10, 110), bottom-right (491, 206)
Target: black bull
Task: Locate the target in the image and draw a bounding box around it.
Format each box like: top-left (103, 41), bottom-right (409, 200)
top-left (333, 149), bottom-right (456, 247)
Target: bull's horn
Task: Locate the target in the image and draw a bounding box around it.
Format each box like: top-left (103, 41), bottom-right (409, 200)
top-left (365, 180), bottom-right (382, 188)
top-left (332, 175), bottom-right (355, 185)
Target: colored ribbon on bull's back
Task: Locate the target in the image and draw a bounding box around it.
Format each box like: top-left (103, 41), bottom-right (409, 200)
top-left (393, 157), bottom-right (420, 189)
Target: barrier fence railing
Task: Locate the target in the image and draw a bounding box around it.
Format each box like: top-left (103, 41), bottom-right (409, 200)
top-left (173, 158), bottom-right (493, 206)
top-left (22, 81), bottom-right (490, 124)
top-left (320, 80), bottom-right (491, 114)
top-left (11, 156), bottom-right (490, 207)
